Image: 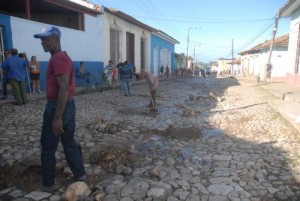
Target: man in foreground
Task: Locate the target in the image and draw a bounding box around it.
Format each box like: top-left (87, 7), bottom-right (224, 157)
top-left (34, 26), bottom-right (86, 191)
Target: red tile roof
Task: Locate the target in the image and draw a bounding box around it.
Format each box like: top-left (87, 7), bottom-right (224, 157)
top-left (239, 34), bottom-right (289, 55)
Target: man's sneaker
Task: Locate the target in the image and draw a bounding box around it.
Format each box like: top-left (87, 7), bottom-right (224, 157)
top-left (0, 96), bottom-right (7, 100)
top-left (73, 174), bottom-right (87, 182)
top-left (41, 184), bottom-right (60, 193)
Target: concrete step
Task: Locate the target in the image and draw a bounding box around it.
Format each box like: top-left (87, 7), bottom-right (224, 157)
top-left (284, 92), bottom-right (300, 103)
top-left (269, 99), bottom-right (300, 133)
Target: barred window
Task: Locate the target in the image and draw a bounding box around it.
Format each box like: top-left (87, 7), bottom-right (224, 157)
top-left (110, 29), bottom-right (122, 64)
top-left (141, 38), bottom-right (146, 71)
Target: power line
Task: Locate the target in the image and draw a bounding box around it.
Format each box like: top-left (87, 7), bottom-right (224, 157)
top-left (87, 0), bottom-right (285, 62)
top-left (235, 21), bottom-right (274, 53)
top-left (138, 0), bottom-right (183, 36)
top-left (125, 15), bottom-right (274, 24)
top-left (223, 21), bottom-right (273, 58)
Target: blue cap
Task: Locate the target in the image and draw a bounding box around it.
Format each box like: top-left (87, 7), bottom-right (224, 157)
top-left (34, 26), bottom-right (61, 38)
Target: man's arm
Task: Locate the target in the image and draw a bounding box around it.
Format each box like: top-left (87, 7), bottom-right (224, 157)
top-left (1, 61), bottom-right (8, 70)
top-left (52, 74), bottom-right (69, 135)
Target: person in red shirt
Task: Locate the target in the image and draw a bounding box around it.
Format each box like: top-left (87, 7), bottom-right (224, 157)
top-left (34, 26), bottom-right (86, 192)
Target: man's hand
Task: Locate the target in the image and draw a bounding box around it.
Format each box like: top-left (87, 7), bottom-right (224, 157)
top-left (53, 74), bottom-right (69, 135)
top-left (52, 116), bottom-right (64, 135)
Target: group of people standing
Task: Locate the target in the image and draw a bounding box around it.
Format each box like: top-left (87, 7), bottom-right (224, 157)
top-left (101, 60), bottom-right (160, 110)
top-left (160, 64), bottom-right (170, 78)
top-left (77, 58), bottom-right (158, 104)
top-left (102, 60), bottom-right (137, 97)
top-left (0, 48), bottom-right (42, 105)
top-left (78, 60), bottom-right (126, 92)
top-left (117, 60), bottom-right (134, 96)
top-left (1, 25), bottom-right (159, 193)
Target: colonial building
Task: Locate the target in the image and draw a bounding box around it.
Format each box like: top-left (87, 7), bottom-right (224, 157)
top-left (217, 58), bottom-right (241, 76)
top-left (239, 34), bottom-right (289, 81)
top-left (150, 30), bottom-right (179, 76)
top-left (103, 8), bottom-right (179, 76)
top-left (0, 0), bottom-right (178, 91)
top-left (279, 0), bottom-right (300, 85)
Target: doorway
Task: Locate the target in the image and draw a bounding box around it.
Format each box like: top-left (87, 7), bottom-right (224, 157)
top-left (126, 32), bottom-right (134, 65)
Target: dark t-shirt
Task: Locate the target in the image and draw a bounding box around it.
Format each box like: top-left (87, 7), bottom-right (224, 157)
top-left (120, 65), bottom-right (132, 79)
top-left (266, 63), bottom-right (272, 72)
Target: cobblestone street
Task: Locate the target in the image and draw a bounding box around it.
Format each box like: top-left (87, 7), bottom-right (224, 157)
top-left (1, 76), bottom-right (300, 201)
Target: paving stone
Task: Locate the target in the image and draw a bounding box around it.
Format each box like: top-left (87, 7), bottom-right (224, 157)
top-left (1, 78), bottom-right (300, 200)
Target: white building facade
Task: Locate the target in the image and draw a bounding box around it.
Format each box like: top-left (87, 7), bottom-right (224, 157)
top-left (280, 0), bottom-right (300, 85)
top-left (239, 34), bottom-right (289, 81)
top-left (102, 8), bottom-right (153, 73)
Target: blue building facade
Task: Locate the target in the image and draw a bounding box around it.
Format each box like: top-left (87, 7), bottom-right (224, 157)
top-left (150, 32), bottom-right (179, 76)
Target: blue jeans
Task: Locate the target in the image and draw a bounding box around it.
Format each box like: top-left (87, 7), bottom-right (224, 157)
top-left (121, 79), bottom-right (131, 95)
top-left (41, 99), bottom-right (86, 187)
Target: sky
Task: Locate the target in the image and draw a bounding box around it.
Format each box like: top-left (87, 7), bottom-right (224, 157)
top-left (89, 0), bottom-right (290, 63)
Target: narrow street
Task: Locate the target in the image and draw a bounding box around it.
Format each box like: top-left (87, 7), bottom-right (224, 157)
top-left (1, 76), bottom-right (300, 201)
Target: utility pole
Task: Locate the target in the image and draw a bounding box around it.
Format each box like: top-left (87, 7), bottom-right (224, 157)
top-left (193, 44), bottom-right (196, 73)
top-left (186, 27), bottom-right (200, 70)
top-left (268, 13), bottom-right (279, 63)
top-left (194, 44), bottom-right (195, 64)
top-left (193, 43), bottom-right (201, 70)
top-left (186, 27), bottom-right (192, 70)
top-left (231, 39), bottom-right (234, 75)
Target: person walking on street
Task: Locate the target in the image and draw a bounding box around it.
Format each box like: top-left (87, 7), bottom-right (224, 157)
top-left (34, 26), bottom-right (86, 192)
top-left (104, 60), bottom-right (114, 87)
top-left (160, 65), bottom-right (164, 78)
top-left (28, 55), bottom-right (42, 94)
top-left (143, 71), bottom-right (158, 108)
top-left (165, 65), bottom-right (170, 77)
top-left (180, 67), bottom-right (184, 77)
top-left (119, 60), bottom-right (133, 96)
top-left (266, 62), bottom-right (273, 83)
top-left (1, 48), bottom-right (28, 105)
top-left (0, 49), bottom-right (11, 100)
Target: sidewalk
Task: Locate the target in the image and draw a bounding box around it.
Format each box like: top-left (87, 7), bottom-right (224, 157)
top-left (237, 76), bottom-right (300, 134)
